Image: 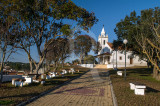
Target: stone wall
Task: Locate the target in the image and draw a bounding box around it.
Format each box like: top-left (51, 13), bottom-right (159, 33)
top-left (0, 75), bottom-right (23, 82)
top-left (78, 64), bottom-right (94, 68)
top-left (107, 63), bottom-right (147, 69)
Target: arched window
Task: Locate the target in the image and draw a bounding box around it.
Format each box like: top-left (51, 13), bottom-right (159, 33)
top-left (103, 40), bottom-right (105, 45)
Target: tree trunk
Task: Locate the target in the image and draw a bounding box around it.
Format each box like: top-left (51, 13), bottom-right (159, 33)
top-left (35, 60), bottom-right (43, 75)
top-left (153, 66), bottom-right (157, 78)
top-left (153, 66), bottom-right (160, 81)
top-left (32, 57), bottom-right (45, 79)
top-left (54, 61), bottom-right (57, 71)
top-left (45, 60), bottom-right (50, 72)
top-left (80, 58), bottom-right (82, 64)
top-left (62, 60), bottom-right (64, 68)
top-left (54, 62), bottom-right (58, 77)
top-left (0, 52), bottom-right (6, 84)
top-left (45, 60), bottom-right (49, 71)
top-left (116, 49), bottom-right (118, 70)
top-left (0, 64), bottom-right (4, 84)
top-left (29, 61), bottom-right (33, 73)
top-left (26, 51), bottom-right (35, 74)
top-left (47, 64), bottom-right (50, 71)
top-left (80, 54), bottom-right (83, 64)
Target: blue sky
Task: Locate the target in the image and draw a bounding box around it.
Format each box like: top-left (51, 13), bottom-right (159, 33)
top-left (9, 0), bottom-right (160, 63)
top-left (72, 0), bottom-right (160, 42)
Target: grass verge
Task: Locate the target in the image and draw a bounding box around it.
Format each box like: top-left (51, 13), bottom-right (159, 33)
top-left (110, 66), bottom-right (160, 106)
top-left (0, 66), bottom-right (89, 106)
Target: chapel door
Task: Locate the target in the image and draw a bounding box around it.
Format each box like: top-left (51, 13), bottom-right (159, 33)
top-left (107, 56), bottom-right (110, 64)
top-left (130, 58), bottom-right (133, 64)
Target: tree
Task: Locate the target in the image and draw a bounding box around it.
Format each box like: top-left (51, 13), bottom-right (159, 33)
top-left (46, 38), bottom-right (70, 71)
top-left (60, 38), bottom-right (71, 68)
top-left (92, 41), bottom-right (102, 54)
top-left (74, 35), bottom-right (93, 64)
top-left (114, 7), bottom-right (160, 80)
top-left (3, 0), bottom-right (98, 74)
top-left (83, 55), bottom-right (95, 64)
top-left (72, 59), bottom-right (80, 65)
top-left (0, 1), bottom-right (18, 83)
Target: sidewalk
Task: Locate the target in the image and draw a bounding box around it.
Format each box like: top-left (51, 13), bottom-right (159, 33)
top-left (27, 69), bottom-right (113, 106)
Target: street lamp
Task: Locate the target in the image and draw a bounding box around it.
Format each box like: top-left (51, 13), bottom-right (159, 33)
top-left (123, 39), bottom-right (128, 80)
top-left (116, 48), bottom-right (118, 71)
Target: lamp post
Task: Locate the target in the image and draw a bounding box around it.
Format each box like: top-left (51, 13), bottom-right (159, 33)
top-left (116, 48), bottom-right (117, 70)
top-left (113, 52), bottom-right (114, 69)
top-left (123, 39), bottom-right (128, 80)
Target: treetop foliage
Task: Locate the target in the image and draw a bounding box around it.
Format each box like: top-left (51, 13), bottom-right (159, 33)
top-left (114, 7), bottom-right (160, 80)
top-left (0, 0), bottom-right (98, 74)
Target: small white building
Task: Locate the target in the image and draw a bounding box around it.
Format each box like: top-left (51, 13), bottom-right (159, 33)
top-left (96, 26), bottom-right (147, 68)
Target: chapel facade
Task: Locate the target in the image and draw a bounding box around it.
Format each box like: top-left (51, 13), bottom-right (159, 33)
top-left (96, 26), bottom-right (147, 68)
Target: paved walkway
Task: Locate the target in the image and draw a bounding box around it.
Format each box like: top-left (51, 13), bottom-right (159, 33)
top-left (28, 69), bottom-right (113, 106)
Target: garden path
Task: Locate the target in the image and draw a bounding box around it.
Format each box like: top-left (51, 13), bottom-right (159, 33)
top-left (27, 69), bottom-right (113, 106)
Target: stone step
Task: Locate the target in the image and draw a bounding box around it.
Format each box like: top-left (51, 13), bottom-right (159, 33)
top-left (94, 64), bottom-right (107, 69)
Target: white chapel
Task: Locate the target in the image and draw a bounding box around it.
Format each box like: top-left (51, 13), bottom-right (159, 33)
top-left (96, 26), bottom-right (147, 68)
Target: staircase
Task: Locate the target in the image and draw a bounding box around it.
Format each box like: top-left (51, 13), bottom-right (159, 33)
top-left (94, 64), bottom-right (107, 69)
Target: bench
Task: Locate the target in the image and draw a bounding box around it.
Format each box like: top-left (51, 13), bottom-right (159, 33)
top-left (40, 79), bottom-right (45, 85)
top-left (49, 72), bottom-right (56, 78)
top-left (70, 68), bottom-right (75, 74)
top-left (41, 74), bottom-right (46, 79)
top-left (68, 70), bottom-right (72, 73)
top-left (62, 69), bottom-right (67, 74)
top-left (33, 79), bottom-right (40, 83)
top-left (129, 82), bottom-right (146, 95)
top-left (12, 78), bottom-right (19, 85)
top-left (46, 75), bottom-right (51, 79)
top-left (114, 68), bottom-right (117, 71)
top-left (12, 78), bottom-right (26, 87)
top-left (24, 77), bottom-right (33, 84)
top-left (22, 76), bottom-right (33, 85)
top-left (117, 71), bottom-right (123, 76)
top-left (76, 69), bottom-right (80, 72)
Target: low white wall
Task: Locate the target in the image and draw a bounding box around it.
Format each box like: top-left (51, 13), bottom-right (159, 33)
top-left (78, 64), bottom-right (94, 68)
top-left (107, 63), bottom-right (147, 69)
top-left (0, 75), bottom-right (23, 82)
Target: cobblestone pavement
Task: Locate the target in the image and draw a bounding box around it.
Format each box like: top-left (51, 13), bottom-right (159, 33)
top-left (28, 69), bottom-right (113, 106)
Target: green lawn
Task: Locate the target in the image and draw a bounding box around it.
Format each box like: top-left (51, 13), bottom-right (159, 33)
top-left (0, 66), bottom-right (89, 105)
top-left (49, 65), bottom-right (77, 72)
top-left (0, 100), bottom-right (14, 105)
top-left (110, 67), bottom-right (160, 106)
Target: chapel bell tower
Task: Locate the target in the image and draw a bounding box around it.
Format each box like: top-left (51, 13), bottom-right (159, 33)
top-left (98, 25), bottom-right (108, 50)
